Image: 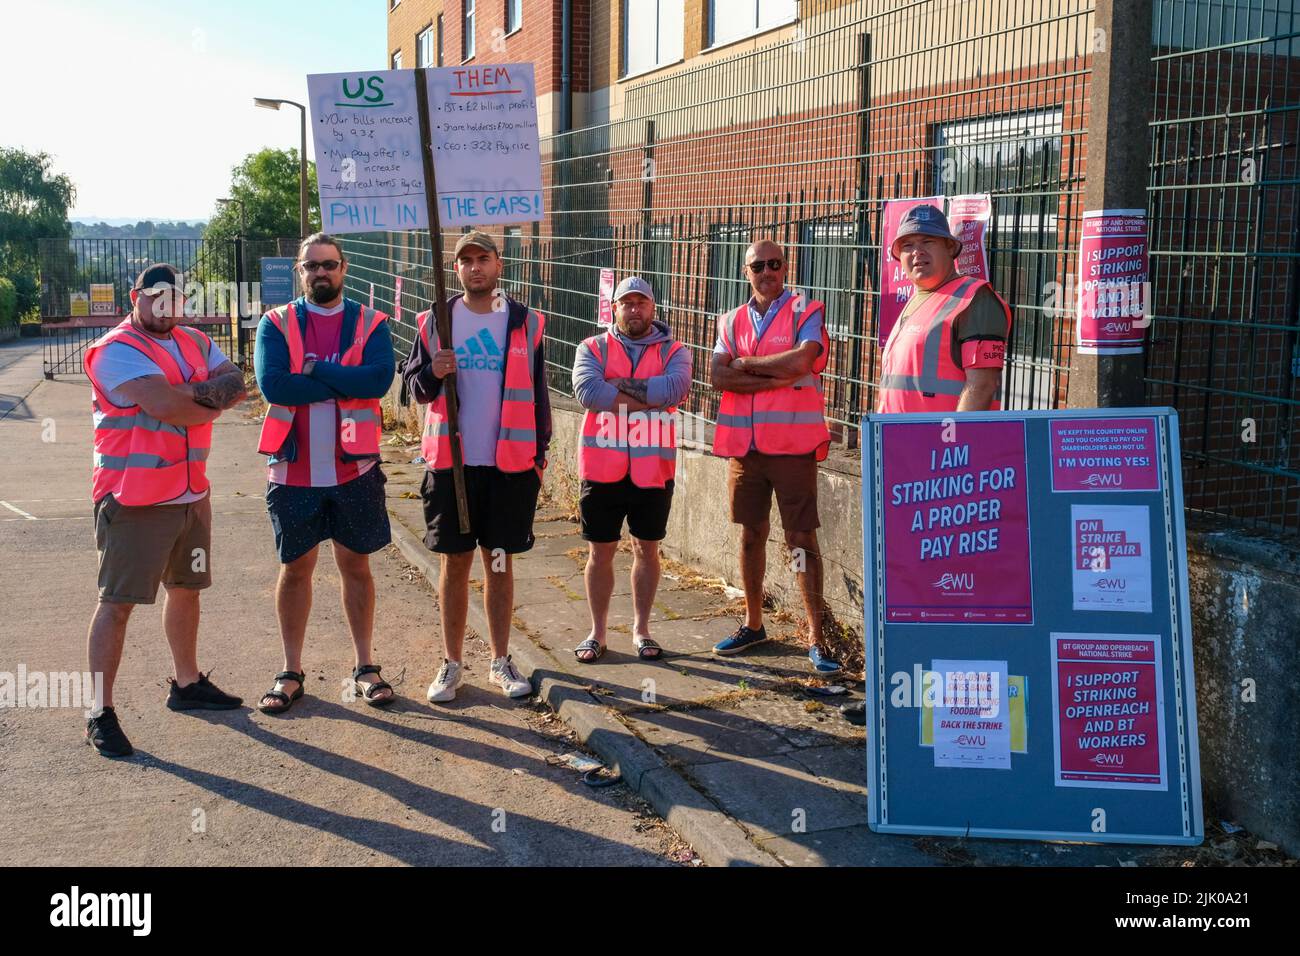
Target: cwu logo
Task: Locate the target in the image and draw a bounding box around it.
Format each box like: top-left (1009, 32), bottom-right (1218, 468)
top-left (1089, 752), bottom-right (1125, 766)
top-left (1080, 472), bottom-right (1123, 488)
top-left (457, 329), bottom-right (504, 372)
top-left (932, 572), bottom-right (975, 593)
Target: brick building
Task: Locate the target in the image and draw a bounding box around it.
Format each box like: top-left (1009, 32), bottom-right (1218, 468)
top-left (366, 0), bottom-right (1298, 538)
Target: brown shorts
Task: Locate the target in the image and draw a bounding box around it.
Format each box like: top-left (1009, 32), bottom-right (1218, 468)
top-left (727, 452), bottom-right (820, 532)
top-left (95, 493), bottom-right (213, 604)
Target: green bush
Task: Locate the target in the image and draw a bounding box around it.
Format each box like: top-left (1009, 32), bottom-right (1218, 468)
top-left (0, 277), bottom-right (16, 328)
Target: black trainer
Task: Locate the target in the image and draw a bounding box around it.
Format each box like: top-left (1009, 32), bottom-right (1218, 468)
top-left (166, 671), bottom-right (243, 711)
top-left (85, 706), bottom-right (134, 758)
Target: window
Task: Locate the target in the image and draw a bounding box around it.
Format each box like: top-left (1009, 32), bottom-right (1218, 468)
top-left (708, 0), bottom-right (797, 49)
top-left (391, 49), bottom-right (403, 70)
top-left (798, 222), bottom-right (854, 339)
top-left (502, 226), bottom-right (523, 288)
top-left (933, 108), bottom-right (1065, 410)
top-left (622, 0), bottom-right (684, 78)
top-left (463, 0), bottom-right (476, 60)
top-left (506, 0), bottom-right (522, 34)
top-left (436, 15), bottom-right (444, 66)
top-left (417, 26), bottom-right (434, 67)
top-left (390, 0), bottom-right (401, 10)
top-left (707, 225), bottom-right (750, 316)
top-left (643, 224), bottom-right (673, 309)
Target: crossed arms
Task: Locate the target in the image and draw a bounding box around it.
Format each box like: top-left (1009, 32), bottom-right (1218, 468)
top-left (709, 340), bottom-right (822, 394)
top-left (115, 360), bottom-right (246, 427)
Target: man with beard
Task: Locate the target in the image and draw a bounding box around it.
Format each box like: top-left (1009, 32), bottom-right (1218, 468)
top-left (570, 277), bottom-right (691, 663)
top-left (401, 231), bottom-right (550, 703)
top-left (253, 234), bottom-right (396, 714)
top-left (82, 263), bottom-right (247, 757)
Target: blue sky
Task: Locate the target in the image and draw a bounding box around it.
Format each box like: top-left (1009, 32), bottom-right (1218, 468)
top-left (0, 0), bottom-right (386, 221)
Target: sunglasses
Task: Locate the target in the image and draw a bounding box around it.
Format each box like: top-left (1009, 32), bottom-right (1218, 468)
top-left (746, 258), bottom-right (784, 273)
top-left (301, 259), bottom-right (342, 273)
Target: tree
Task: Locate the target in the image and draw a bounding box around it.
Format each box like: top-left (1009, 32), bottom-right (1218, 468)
top-left (0, 147), bottom-right (76, 317)
top-left (202, 148), bottom-right (319, 242)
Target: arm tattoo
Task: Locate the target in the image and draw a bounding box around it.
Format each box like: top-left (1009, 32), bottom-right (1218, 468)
top-left (191, 362), bottom-right (247, 410)
top-left (614, 377), bottom-right (649, 404)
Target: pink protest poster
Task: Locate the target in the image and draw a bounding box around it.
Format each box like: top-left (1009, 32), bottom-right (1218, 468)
top-left (878, 196), bottom-right (944, 346)
top-left (598, 268), bottom-right (615, 327)
top-left (1050, 417), bottom-right (1161, 493)
top-left (880, 419), bottom-right (1033, 624)
top-left (393, 276), bottom-right (403, 324)
top-left (947, 194), bottom-right (991, 281)
top-left (1077, 208), bottom-right (1148, 355)
top-left (1051, 634), bottom-right (1167, 790)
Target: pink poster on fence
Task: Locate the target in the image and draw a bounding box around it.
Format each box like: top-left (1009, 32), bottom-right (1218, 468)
top-left (1050, 417), bottom-right (1161, 493)
top-left (878, 196), bottom-right (944, 346)
top-left (880, 419), bottom-right (1034, 624)
top-left (947, 193), bottom-right (991, 281)
top-left (1076, 208), bottom-right (1148, 355)
top-left (598, 268), bottom-right (615, 327)
top-left (1051, 634), bottom-right (1167, 790)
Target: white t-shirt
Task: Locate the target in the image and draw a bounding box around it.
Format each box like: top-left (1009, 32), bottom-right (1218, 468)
top-left (88, 331), bottom-right (230, 505)
top-left (451, 298), bottom-right (510, 467)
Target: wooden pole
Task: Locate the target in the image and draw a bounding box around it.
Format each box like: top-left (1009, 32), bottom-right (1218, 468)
top-left (415, 67), bottom-right (471, 533)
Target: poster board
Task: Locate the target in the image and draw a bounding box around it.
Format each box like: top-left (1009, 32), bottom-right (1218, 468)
top-left (862, 407), bottom-right (1202, 845)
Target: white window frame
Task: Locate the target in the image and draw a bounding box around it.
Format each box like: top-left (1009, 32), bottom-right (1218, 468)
top-left (707, 0), bottom-right (799, 51)
top-left (391, 49), bottom-right (403, 70)
top-left (621, 0), bottom-right (685, 80)
top-left (463, 0), bottom-right (476, 61)
top-left (505, 0), bottom-right (522, 35)
top-left (416, 26), bottom-right (434, 68)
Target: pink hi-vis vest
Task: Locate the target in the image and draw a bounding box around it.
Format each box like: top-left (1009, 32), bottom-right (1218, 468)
top-left (257, 303), bottom-right (388, 458)
top-left (876, 275), bottom-right (1012, 414)
top-left (578, 332), bottom-right (684, 489)
top-left (417, 306), bottom-right (544, 472)
top-left (84, 319), bottom-right (214, 505)
top-left (712, 295), bottom-right (831, 461)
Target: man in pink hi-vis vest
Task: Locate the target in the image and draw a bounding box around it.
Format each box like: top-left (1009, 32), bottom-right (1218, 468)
top-left (709, 239), bottom-right (841, 675)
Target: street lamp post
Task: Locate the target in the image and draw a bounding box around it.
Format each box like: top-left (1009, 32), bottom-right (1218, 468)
top-left (253, 97), bottom-right (309, 240)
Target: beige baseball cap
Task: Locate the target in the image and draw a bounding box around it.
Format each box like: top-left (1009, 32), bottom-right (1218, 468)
top-left (454, 231), bottom-right (499, 257)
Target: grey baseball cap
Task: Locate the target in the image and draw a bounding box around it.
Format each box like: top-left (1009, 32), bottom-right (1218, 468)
top-left (890, 205), bottom-right (962, 260)
top-left (613, 276), bottom-right (655, 302)
top-left (454, 230), bottom-right (499, 257)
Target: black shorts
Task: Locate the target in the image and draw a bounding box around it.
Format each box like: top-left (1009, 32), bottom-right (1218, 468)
top-left (265, 464), bottom-right (391, 564)
top-left (421, 465), bottom-right (542, 554)
top-left (579, 477), bottom-right (675, 543)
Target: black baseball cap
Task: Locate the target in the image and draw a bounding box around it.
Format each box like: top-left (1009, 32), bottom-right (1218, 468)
top-left (132, 263), bottom-right (181, 291)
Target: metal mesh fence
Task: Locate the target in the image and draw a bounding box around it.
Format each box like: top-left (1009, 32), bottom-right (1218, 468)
top-left (339, 0), bottom-right (1298, 538)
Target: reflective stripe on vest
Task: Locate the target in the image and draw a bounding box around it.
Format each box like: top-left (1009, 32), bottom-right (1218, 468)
top-left (876, 276), bottom-right (1011, 414)
top-left (84, 318), bottom-right (214, 505)
top-left (712, 294), bottom-right (831, 461)
top-left (418, 304), bottom-right (543, 472)
top-left (257, 303), bottom-right (387, 457)
top-left (579, 333), bottom-right (682, 489)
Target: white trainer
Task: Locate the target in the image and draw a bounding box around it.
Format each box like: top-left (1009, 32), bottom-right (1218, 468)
top-left (489, 656), bottom-right (532, 698)
top-left (426, 659), bottom-right (464, 703)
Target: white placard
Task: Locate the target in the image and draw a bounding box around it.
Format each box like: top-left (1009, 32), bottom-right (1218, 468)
top-left (308, 66), bottom-right (544, 234)
top-left (426, 64), bottom-right (544, 226)
top-left (308, 70), bottom-right (427, 234)
top-left (930, 659), bottom-right (1011, 770)
top-left (1071, 504), bottom-right (1153, 613)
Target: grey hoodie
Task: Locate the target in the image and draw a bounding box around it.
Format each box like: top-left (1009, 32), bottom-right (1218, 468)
top-left (571, 319), bottom-right (693, 411)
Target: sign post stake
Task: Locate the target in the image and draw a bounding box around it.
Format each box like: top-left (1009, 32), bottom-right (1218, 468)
top-left (414, 66), bottom-right (471, 534)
